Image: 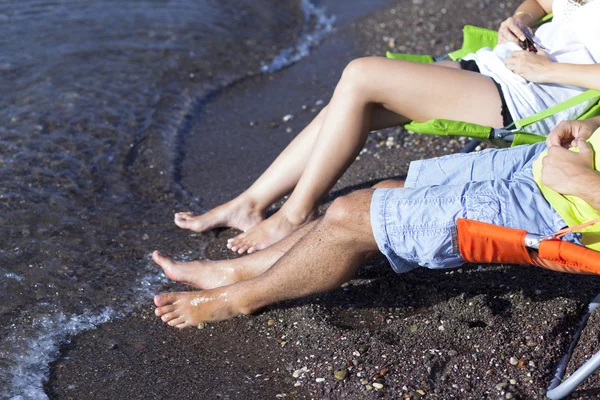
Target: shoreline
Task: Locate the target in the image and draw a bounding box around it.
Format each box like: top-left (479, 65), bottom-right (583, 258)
top-left (45, 1), bottom-right (600, 399)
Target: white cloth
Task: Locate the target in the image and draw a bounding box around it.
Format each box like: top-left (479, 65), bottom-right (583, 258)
top-left (462, 0), bottom-right (600, 134)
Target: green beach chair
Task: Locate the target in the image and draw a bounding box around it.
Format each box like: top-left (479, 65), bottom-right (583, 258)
top-left (386, 24), bottom-right (600, 151)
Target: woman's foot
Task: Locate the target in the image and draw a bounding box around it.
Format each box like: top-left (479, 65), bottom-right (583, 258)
top-left (227, 208), bottom-right (317, 254)
top-left (153, 250), bottom-right (256, 289)
top-left (154, 288), bottom-right (244, 329)
top-left (174, 196), bottom-right (265, 233)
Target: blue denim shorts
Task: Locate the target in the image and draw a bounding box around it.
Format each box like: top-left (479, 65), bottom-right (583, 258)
top-left (370, 142), bottom-right (572, 273)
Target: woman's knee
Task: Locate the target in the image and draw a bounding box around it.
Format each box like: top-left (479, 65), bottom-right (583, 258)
top-left (339, 57), bottom-right (381, 92)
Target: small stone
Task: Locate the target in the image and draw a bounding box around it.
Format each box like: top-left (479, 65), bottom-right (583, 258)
top-left (366, 385), bottom-right (373, 391)
top-left (141, 233), bottom-right (149, 241)
top-left (302, 104), bottom-right (307, 110)
top-left (509, 357), bottom-right (519, 366)
top-left (315, 99), bottom-right (324, 106)
top-left (509, 379), bottom-right (517, 385)
top-left (416, 389), bottom-right (425, 395)
top-left (268, 319), bottom-right (275, 325)
top-left (496, 383), bottom-right (508, 391)
top-left (316, 378), bottom-right (325, 383)
top-left (197, 322), bottom-right (206, 329)
top-left (282, 114), bottom-right (294, 122)
top-left (292, 369), bottom-right (302, 378)
top-left (361, 379), bottom-right (369, 385)
top-left (372, 382), bottom-right (384, 390)
top-left (379, 367), bottom-right (389, 376)
top-left (505, 392), bottom-right (514, 399)
top-left (249, 121), bottom-right (256, 127)
top-left (286, 127), bottom-right (293, 133)
top-left (410, 325), bottom-right (418, 333)
top-left (334, 370), bottom-right (347, 380)
top-left (294, 382), bottom-right (301, 387)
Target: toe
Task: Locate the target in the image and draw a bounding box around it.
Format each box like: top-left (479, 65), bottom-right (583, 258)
top-left (155, 304), bottom-right (175, 316)
top-left (168, 316), bottom-right (186, 326)
top-left (161, 312), bottom-right (180, 323)
top-left (154, 292), bottom-right (178, 307)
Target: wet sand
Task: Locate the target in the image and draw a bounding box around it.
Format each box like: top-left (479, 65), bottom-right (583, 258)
top-left (46, 1), bottom-right (600, 399)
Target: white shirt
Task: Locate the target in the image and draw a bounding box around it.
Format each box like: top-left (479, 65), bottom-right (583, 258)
top-left (462, 0), bottom-right (600, 133)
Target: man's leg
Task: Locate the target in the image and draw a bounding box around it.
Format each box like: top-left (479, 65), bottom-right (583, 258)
top-left (154, 180), bottom-right (403, 290)
top-left (154, 189), bottom-right (378, 328)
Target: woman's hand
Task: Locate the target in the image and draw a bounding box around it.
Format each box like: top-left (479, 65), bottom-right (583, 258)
top-left (498, 17), bottom-right (533, 44)
top-left (504, 50), bottom-right (553, 82)
top-left (546, 119), bottom-right (600, 148)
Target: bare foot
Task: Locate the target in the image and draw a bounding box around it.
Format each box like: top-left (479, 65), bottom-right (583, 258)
top-left (227, 208), bottom-right (316, 254)
top-left (153, 250), bottom-right (253, 289)
top-left (154, 288), bottom-right (242, 328)
top-left (174, 196), bottom-right (264, 233)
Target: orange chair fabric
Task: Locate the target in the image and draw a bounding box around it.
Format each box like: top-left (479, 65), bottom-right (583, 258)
top-left (456, 218), bottom-right (600, 275)
top-left (456, 219), bottom-right (534, 265)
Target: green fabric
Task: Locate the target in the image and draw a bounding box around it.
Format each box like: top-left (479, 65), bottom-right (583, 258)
top-left (578, 100), bottom-right (600, 121)
top-left (385, 52), bottom-right (434, 63)
top-left (448, 25), bottom-right (498, 61)
top-left (515, 90), bottom-right (600, 129)
top-left (511, 133), bottom-right (545, 146)
top-left (404, 119), bottom-right (492, 138)
top-left (532, 128), bottom-right (600, 250)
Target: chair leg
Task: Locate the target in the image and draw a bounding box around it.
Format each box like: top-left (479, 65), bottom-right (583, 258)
top-left (460, 139), bottom-right (481, 153)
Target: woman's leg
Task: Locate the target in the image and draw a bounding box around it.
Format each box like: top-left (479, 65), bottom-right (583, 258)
top-left (174, 61), bottom-right (460, 233)
top-left (174, 104), bottom-right (406, 233)
top-left (229, 57), bottom-right (504, 254)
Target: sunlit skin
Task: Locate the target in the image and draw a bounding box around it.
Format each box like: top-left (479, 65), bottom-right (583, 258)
top-left (154, 181), bottom-right (404, 328)
top-left (175, 58), bottom-right (505, 255)
top-left (154, 118), bottom-right (600, 329)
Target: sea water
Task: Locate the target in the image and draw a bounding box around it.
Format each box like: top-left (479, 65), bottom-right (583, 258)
top-left (0, 0), bottom-right (334, 397)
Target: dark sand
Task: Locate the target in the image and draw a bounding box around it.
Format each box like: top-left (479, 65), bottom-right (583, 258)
top-left (46, 1), bottom-right (600, 399)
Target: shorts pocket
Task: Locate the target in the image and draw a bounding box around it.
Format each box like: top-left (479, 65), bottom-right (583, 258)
top-left (464, 192), bottom-right (505, 226)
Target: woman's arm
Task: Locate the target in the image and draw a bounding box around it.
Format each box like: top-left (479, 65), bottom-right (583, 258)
top-left (498, 0), bottom-right (553, 43)
top-left (506, 52), bottom-right (600, 88)
top-left (544, 63), bottom-right (600, 90)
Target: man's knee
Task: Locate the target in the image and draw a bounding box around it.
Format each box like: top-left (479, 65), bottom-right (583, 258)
top-left (372, 179), bottom-right (405, 189)
top-left (323, 189), bottom-right (374, 228)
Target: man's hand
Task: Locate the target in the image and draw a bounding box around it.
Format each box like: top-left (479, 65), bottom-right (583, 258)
top-left (546, 119), bottom-right (600, 148)
top-left (505, 50), bottom-right (553, 82)
top-left (541, 140), bottom-right (596, 196)
top-left (498, 17), bottom-right (532, 44)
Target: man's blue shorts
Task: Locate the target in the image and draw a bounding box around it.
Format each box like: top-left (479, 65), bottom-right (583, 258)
top-left (370, 142), bottom-right (574, 274)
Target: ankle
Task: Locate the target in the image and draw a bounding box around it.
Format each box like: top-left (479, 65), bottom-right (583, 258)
top-left (280, 204), bottom-right (317, 226)
top-left (235, 193), bottom-right (266, 214)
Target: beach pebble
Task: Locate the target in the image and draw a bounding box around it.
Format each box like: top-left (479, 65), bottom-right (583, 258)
top-left (286, 127), bottom-right (293, 133)
top-left (334, 369), bottom-right (347, 380)
top-left (268, 319), bottom-right (275, 325)
top-left (372, 383), bottom-right (384, 390)
top-left (316, 378), bottom-right (325, 383)
top-left (292, 369), bottom-right (302, 378)
top-left (509, 357), bottom-right (519, 366)
top-left (282, 114), bottom-right (294, 122)
top-left (315, 99), bottom-right (324, 106)
top-left (197, 322), bottom-right (206, 329)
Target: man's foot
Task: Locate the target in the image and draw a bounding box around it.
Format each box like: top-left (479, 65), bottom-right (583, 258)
top-left (154, 288), bottom-right (242, 329)
top-left (153, 250), bottom-right (254, 289)
top-left (227, 208), bottom-right (316, 254)
top-left (174, 196), bottom-right (264, 233)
